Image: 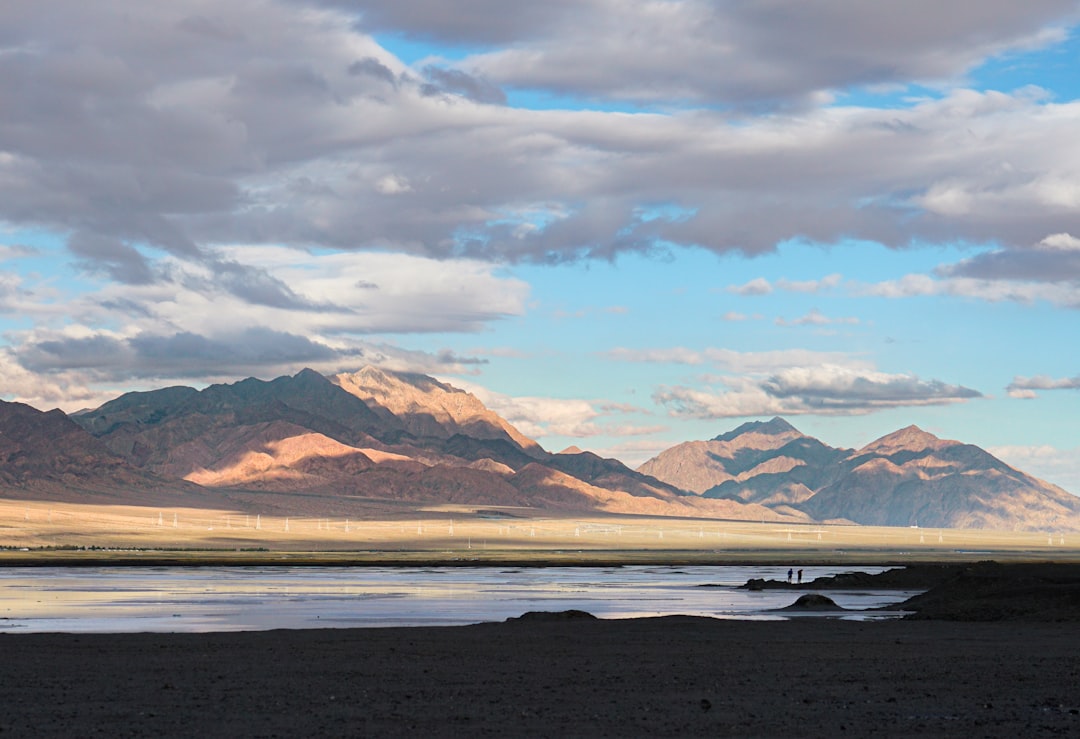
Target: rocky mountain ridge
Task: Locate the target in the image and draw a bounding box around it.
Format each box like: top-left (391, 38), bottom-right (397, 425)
top-left (639, 418), bottom-right (1080, 531)
top-left (1, 370), bottom-right (1075, 530)
top-left (38, 368), bottom-right (791, 521)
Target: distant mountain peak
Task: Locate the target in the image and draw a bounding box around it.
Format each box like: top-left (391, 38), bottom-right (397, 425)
top-left (331, 366), bottom-right (541, 452)
top-left (347, 365), bottom-right (454, 395)
top-left (712, 417), bottom-right (801, 443)
top-left (861, 425), bottom-right (947, 453)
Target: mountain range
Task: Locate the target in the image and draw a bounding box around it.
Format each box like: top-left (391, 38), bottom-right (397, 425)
top-left (0, 367), bottom-right (1076, 531)
top-left (37, 367), bottom-right (783, 521)
top-left (637, 417), bottom-right (1080, 531)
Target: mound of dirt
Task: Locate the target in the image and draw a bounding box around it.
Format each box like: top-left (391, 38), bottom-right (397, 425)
top-left (506, 610), bottom-right (598, 622)
top-left (775, 593), bottom-right (845, 612)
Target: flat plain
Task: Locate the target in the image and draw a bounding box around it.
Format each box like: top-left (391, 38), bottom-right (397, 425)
top-left (3, 498), bottom-right (1080, 565)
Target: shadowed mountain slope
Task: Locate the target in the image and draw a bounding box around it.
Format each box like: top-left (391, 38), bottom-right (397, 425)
top-left (801, 426), bottom-right (1080, 530)
top-left (641, 420), bottom-right (1080, 531)
top-left (59, 368), bottom-right (791, 519)
top-left (0, 400), bottom-right (211, 505)
top-left (637, 417), bottom-right (809, 494)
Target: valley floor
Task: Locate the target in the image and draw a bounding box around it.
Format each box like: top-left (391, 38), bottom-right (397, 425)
top-left (3, 499), bottom-right (1080, 565)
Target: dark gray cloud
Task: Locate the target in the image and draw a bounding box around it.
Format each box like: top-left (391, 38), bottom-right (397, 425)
top-left (421, 66), bottom-right (506, 105)
top-left (940, 244), bottom-right (1080, 282)
top-left (348, 56), bottom-right (398, 85)
top-left (0, 0), bottom-right (1079, 401)
top-left (22, 328), bottom-right (345, 379)
top-left (68, 232), bottom-right (155, 285)
top-left (312, 0), bottom-right (577, 44)
top-left (325, 1), bottom-right (1080, 106)
top-left (762, 371), bottom-right (981, 409)
top-left (16, 324), bottom-right (494, 385)
top-left (2, 0), bottom-right (1079, 275)
top-left (653, 365), bottom-right (982, 418)
top-left (208, 260), bottom-right (346, 312)
top-left (435, 349), bottom-right (488, 366)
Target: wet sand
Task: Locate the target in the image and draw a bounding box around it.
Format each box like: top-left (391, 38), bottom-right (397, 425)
top-left (0, 616), bottom-right (1077, 737)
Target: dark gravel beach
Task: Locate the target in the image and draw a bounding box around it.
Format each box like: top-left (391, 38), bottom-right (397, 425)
top-left (3, 562), bottom-right (1079, 737)
top-left (1, 616), bottom-right (1078, 737)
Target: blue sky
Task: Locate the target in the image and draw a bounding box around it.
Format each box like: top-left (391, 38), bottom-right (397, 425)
top-left (1, 1), bottom-right (1078, 492)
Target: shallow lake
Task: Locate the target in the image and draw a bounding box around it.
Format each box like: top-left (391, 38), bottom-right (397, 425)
top-left (0, 565), bottom-right (920, 633)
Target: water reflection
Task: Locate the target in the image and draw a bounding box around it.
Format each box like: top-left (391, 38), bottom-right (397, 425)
top-left (0, 565), bottom-right (918, 633)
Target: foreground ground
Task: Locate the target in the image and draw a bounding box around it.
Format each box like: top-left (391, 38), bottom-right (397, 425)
top-left (0, 616), bottom-right (1077, 738)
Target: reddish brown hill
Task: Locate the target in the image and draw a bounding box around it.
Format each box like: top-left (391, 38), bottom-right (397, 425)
top-left (637, 417), bottom-right (806, 494)
top-left (332, 366), bottom-right (543, 454)
top-left (0, 400), bottom-right (209, 505)
top-left (642, 419), bottom-right (1080, 531)
top-left (802, 427), bottom-right (1080, 530)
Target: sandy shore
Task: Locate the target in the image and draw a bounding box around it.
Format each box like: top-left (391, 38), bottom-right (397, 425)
top-left (0, 616), bottom-right (1076, 737)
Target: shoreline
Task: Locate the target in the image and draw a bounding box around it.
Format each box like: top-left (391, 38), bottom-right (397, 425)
top-left (3, 562), bottom-right (1079, 734)
top-left (4, 547), bottom-right (1080, 568)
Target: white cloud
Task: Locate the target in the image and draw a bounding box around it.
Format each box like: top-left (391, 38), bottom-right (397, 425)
top-left (1007, 374), bottom-right (1080, 398)
top-left (0, 349), bottom-right (109, 412)
top-left (2, 249), bottom-right (528, 393)
top-left (374, 174), bottom-right (413, 194)
top-left (727, 278), bottom-right (773, 296)
top-left (989, 444), bottom-right (1080, 495)
top-left (775, 309), bottom-right (860, 327)
top-left (776, 274), bottom-right (844, 293)
top-left (854, 271), bottom-right (1080, 308)
top-left (588, 439), bottom-right (684, 468)
top-left (454, 381), bottom-right (657, 441)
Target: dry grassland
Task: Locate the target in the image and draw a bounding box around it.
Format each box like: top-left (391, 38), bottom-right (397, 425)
top-left (2, 497), bottom-right (1079, 564)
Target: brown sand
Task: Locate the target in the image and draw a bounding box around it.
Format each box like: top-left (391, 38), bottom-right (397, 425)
top-left (1, 616), bottom-right (1078, 738)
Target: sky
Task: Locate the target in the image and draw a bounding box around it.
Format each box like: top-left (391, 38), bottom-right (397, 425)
top-left (1, 1), bottom-right (1079, 493)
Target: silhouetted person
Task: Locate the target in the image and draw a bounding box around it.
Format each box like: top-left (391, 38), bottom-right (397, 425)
top-left (787, 568), bottom-right (793, 583)
top-left (797, 569), bottom-right (804, 584)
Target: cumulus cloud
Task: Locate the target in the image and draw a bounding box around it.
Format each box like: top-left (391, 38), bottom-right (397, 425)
top-left (727, 274), bottom-right (845, 297)
top-left (455, 381), bottom-right (659, 441)
top-left (3, 0), bottom-right (1080, 405)
top-left (329, 1), bottom-right (1078, 107)
top-left (653, 364), bottom-right (981, 418)
top-left (855, 247), bottom-right (1080, 309)
top-left (2, 249), bottom-right (528, 390)
top-left (3, 2), bottom-right (1080, 274)
top-left (0, 349), bottom-right (107, 412)
top-left (727, 278), bottom-right (773, 296)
